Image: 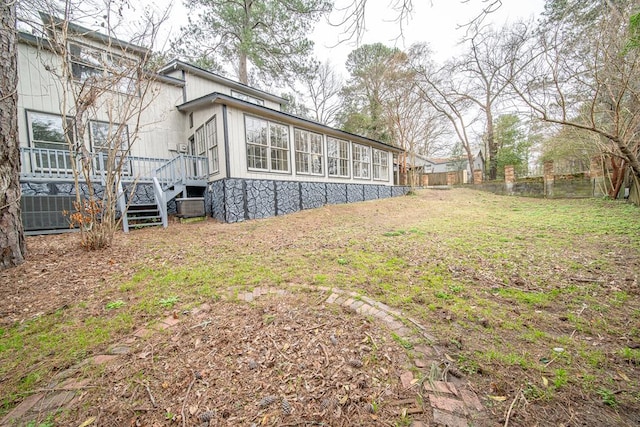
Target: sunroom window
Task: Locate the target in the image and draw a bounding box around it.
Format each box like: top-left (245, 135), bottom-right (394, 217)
top-left (194, 116), bottom-right (219, 175)
top-left (372, 149), bottom-right (389, 181)
top-left (294, 129), bottom-right (323, 175)
top-left (352, 143), bottom-right (371, 179)
top-left (245, 116), bottom-right (289, 172)
top-left (205, 117), bottom-right (219, 174)
top-left (327, 137), bottom-right (349, 177)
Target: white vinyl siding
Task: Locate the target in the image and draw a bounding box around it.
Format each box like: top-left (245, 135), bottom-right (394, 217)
top-left (372, 148), bottom-right (389, 181)
top-left (327, 137), bottom-right (349, 178)
top-left (294, 129), bottom-right (323, 175)
top-left (245, 115), bottom-right (289, 173)
top-left (352, 143), bottom-right (371, 179)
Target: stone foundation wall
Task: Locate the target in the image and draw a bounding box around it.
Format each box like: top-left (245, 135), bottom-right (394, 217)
top-left (20, 181), bottom-right (169, 212)
top-left (209, 178), bottom-right (409, 223)
top-left (21, 179), bottom-right (410, 230)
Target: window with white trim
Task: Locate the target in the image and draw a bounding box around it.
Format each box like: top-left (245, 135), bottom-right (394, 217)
top-left (69, 42), bottom-right (137, 94)
top-left (327, 137), bottom-right (349, 177)
top-left (27, 111), bottom-right (74, 173)
top-left (294, 129), bottom-right (323, 175)
top-left (205, 117), bottom-right (218, 174)
top-left (194, 117), bottom-right (218, 176)
top-left (352, 143), bottom-right (371, 179)
top-left (245, 116), bottom-right (289, 172)
top-left (89, 121), bottom-right (130, 174)
top-left (269, 122), bottom-right (289, 171)
top-left (231, 90), bottom-right (265, 106)
top-left (372, 149), bottom-right (389, 181)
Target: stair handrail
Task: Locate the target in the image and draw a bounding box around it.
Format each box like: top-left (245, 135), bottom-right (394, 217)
top-left (154, 155), bottom-right (183, 189)
top-left (154, 154), bottom-right (209, 189)
top-left (153, 177), bottom-right (168, 228)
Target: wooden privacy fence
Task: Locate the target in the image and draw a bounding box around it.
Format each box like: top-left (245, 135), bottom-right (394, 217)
top-left (398, 170), bottom-right (465, 186)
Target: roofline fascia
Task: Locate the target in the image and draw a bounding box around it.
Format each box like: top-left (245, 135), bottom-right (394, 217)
top-left (159, 60), bottom-right (286, 105)
top-left (39, 12), bottom-right (150, 57)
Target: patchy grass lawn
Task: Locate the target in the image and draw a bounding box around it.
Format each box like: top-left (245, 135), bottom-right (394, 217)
top-left (1, 188), bottom-right (639, 425)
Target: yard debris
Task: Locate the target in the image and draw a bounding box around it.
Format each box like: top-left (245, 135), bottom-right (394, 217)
top-left (258, 395), bottom-right (279, 408)
top-left (281, 397), bottom-right (292, 415)
top-left (57, 292), bottom-right (410, 425)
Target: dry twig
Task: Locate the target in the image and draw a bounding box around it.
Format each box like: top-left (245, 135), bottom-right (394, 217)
top-left (504, 387), bottom-right (522, 427)
top-left (318, 343), bottom-right (330, 366)
top-left (181, 374), bottom-right (197, 427)
top-left (134, 381), bottom-right (157, 408)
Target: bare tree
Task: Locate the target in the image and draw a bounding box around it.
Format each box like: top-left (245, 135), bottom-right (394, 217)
top-left (510, 1), bottom-right (640, 199)
top-left (449, 23), bottom-right (529, 180)
top-left (302, 60), bottom-right (344, 126)
top-left (20, 0), bottom-right (169, 249)
top-left (328, 0), bottom-right (504, 44)
top-left (0, 0), bottom-right (26, 269)
top-left (383, 44), bottom-right (449, 186)
top-left (412, 55), bottom-right (481, 183)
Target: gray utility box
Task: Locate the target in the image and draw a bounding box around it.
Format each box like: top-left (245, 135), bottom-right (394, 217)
top-left (176, 197), bottom-right (205, 218)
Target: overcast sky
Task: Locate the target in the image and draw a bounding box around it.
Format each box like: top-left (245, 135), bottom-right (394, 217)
top-left (154, 0), bottom-right (546, 76)
top-left (312, 0), bottom-right (546, 72)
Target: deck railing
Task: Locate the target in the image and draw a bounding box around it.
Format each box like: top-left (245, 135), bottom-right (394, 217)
top-left (20, 147), bottom-right (76, 179)
top-left (20, 147), bottom-right (208, 185)
top-left (153, 154), bottom-right (209, 188)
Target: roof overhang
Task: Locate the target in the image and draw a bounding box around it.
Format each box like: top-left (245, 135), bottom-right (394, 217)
top-left (159, 60), bottom-right (286, 105)
top-left (39, 12), bottom-right (150, 57)
top-left (177, 93), bottom-right (403, 153)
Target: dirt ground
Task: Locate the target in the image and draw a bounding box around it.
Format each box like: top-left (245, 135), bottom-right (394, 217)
top-left (1, 188), bottom-right (639, 426)
top-left (1, 205), bottom-right (434, 426)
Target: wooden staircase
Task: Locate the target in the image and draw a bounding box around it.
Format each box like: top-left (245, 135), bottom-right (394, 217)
top-left (125, 203), bottom-right (163, 229)
top-left (115, 154), bottom-right (209, 233)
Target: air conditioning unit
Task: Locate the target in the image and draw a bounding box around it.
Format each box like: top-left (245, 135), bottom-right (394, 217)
top-left (176, 197), bottom-right (205, 218)
top-left (177, 143), bottom-right (188, 153)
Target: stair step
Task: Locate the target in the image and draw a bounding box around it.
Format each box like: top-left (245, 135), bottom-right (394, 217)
top-left (127, 209), bottom-right (159, 215)
top-left (128, 204), bottom-right (158, 210)
top-left (128, 215), bottom-right (161, 221)
top-left (129, 222), bottom-right (163, 229)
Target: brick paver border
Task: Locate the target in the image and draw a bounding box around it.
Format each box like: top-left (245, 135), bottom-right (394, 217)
top-left (2, 285), bottom-right (488, 427)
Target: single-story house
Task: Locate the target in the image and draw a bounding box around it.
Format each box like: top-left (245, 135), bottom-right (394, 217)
top-left (425, 151), bottom-right (485, 177)
top-left (394, 151), bottom-right (484, 185)
top-left (17, 14), bottom-right (408, 234)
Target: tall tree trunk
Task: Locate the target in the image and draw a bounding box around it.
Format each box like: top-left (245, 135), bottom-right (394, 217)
top-left (486, 105), bottom-right (497, 180)
top-left (239, 52), bottom-right (248, 85)
top-left (0, 1), bottom-right (26, 269)
top-left (608, 157), bottom-right (625, 199)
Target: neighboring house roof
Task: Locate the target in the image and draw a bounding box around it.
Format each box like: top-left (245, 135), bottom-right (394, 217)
top-left (178, 92), bottom-right (403, 153)
top-left (396, 153), bottom-right (437, 167)
top-left (159, 60), bottom-right (286, 106)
